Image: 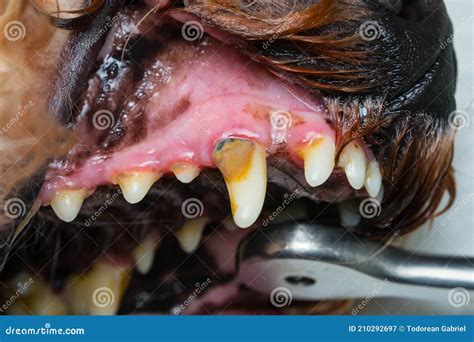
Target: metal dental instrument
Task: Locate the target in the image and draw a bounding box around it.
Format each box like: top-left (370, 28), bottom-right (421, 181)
top-left (236, 222), bottom-right (474, 302)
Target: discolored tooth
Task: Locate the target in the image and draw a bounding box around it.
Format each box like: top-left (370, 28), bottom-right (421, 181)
top-left (66, 261), bottom-right (130, 315)
top-left (338, 200), bottom-right (361, 227)
top-left (212, 138), bottom-right (267, 228)
top-left (176, 217), bottom-right (209, 253)
top-left (50, 189), bottom-right (88, 222)
top-left (25, 286), bottom-right (68, 315)
top-left (338, 141), bottom-right (367, 190)
top-left (116, 171), bottom-right (160, 204)
top-left (365, 161), bottom-right (382, 197)
top-left (300, 135), bottom-right (335, 187)
top-left (171, 163), bottom-right (200, 183)
top-left (132, 236), bottom-right (158, 274)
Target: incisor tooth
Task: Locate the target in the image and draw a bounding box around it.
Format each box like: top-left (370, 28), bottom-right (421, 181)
top-left (338, 200), bottom-right (361, 227)
top-left (212, 138), bottom-right (267, 228)
top-left (116, 171), bottom-right (160, 204)
top-left (365, 161), bottom-right (382, 197)
top-left (132, 236), bottom-right (158, 274)
top-left (176, 217), bottom-right (209, 253)
top-left (66, 261), bottom-right (130, 315)
top-left (50, 189), bottom-right (88, 222)
top-left (338, 141), bottom-right (367, 190)
top-left (171, 163), bottom-right (200, 183)
top-left (300, 135), bottom-right (335, 187)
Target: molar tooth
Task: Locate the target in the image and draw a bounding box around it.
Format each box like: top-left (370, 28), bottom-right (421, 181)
top-left (50, 189), bottom-right (88, 222)
top-left (300, 135), bottom-right (335, 187)
top-left (176, 217), bottom-right (209, 253)
top-left (132, 236), bottom-right (158, 274)
top-left (338, 141), bottom-right (367, 190)
top-left (365, 161), bottom-right (382, 197)
top-left (171, 163), bottom-right (200, 183)
top-left (338, 200), bottom-right (361, 227)
top-left (116, 171), bottom-right (160, 204)
top-left (212, 138), bottom-right (267, 228)
top-left (66, 261), bottom-right (130, 315)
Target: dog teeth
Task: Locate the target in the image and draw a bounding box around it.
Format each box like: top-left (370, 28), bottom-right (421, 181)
top-left (171, 163), bottom-right (200, 183)
top-left (66, 261), bottom-right (130, 315)
top-left (116, 171), bottom-right (160, 204)
top-left (365, 161), bottom-right (382, 197)
top-left (213, 138), bottom-right (267, 228)
top-left (300, 135), bottom-right (335, 187)
top-left (176, 217), bottom-right (209, 253)
top-left (132, 236), bottom-right (158, 274)
top-left (338, 200), bottom-right (361, 227)
top-left (338, 141), bottom-right (367, 190)
top-left (50, 189), bottom-right (88, 222)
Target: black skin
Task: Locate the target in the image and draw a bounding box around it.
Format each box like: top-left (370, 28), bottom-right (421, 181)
top-left (0, 0), bottom-right (457, 269)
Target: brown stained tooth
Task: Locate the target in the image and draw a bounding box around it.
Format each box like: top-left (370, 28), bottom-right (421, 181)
top-left (65, 261), bottom-right (130, 315)
top-left (132, 235), bottom-right (159, 274)
top-left (212, 138), bottom-right (267, 229)
top-left (338, 141), bottom-right (367, 190)
top-left (171, 163), bottom-right (200, 183)
top-left (4, 275), bottom-right (67, 315)
top-left (300, 135), bottom-right (336, 187)
top-left (176, 217), bottom-right (210, 253)
top-left (50, 189), bottom-right (88, 222)
top-left (115, 171), bottom-right (160, 204)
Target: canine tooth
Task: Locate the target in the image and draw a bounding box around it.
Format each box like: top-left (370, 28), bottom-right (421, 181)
top-left (171, 163), bottom-right (200, 183)
top-left (66, 261), bottom-right (130, 315)
top-left (213, 138), bottom-right (267, 228)
top-left (338, 141), bottom-right (367, 190)
top-left (300, 135), bottom-right (335, 187)
top-left (26, 287), bottom-right (68, 315)
top-left (50, 189), bottom-right (87, 222)
top-left (365, 161), bottom-right (382, 197)
top-left (116, 171), bottom-right (160, 204)
top-left (176, 217), bottom-right (209, 253)
top-left (132, 236), bottom-right (158, 274)
top-left (338, 200), bottom-right (361, 227)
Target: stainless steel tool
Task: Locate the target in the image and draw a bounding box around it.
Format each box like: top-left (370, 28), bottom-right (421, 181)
top-left (236, 222), bottom-right (474, 302)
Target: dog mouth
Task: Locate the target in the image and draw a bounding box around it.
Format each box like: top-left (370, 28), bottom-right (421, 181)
top-left (0, 0), bottom-right (457, 315)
